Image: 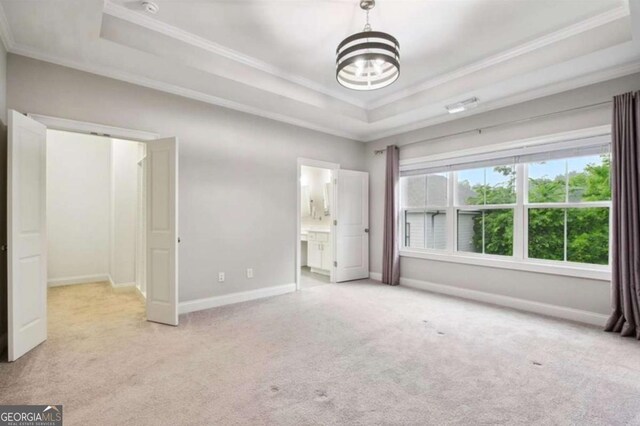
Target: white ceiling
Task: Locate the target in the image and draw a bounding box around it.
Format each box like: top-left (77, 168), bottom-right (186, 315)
top-left (0, 0), bottom-right (639, 141)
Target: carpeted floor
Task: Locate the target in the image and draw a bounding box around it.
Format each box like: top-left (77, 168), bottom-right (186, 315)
top-left (300, 266), bottom-right (330, 289)
top-left (1, 280), bottom-right (639, 425)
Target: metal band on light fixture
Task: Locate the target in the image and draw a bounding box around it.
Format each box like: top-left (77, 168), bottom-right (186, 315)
top-left (336, 0), bottom-right (400, 91)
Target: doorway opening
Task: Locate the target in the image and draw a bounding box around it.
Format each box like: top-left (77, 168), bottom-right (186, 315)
top-left (296, 158), bottom-right (371, 291)
top-left (300, 164), bottom-right (335, 288)
top-left (46, 130), bottom-right (146, 328)
top-left (7, 111), bottom-right (179, 362)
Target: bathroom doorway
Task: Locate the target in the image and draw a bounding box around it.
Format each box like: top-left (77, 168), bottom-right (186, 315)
top-left (296, 159), bottom-right (339, 289)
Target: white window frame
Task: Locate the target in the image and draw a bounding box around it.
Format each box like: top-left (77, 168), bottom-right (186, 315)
top-left (399, 126), bottom-right (612, 282)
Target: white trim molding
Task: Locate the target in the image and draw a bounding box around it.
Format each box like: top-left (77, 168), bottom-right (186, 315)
top-left (28, 114), bottom-right (159, 141)
top-left (178, 283), bottom-right (296, 315)
top-left (110, 281), bottom-right (137, 291)
top-left (0, 0), bottom-right (14, 51)
top-left (102, 0), bottom-right (365, 109)
top-left (364, 61), bottom-right (640, 142)
top-left (9, 45), bottom-right (361, 141)
top-left (400, 276), bottom-right (609, 327)
top-left (368, 4), bottom-right (631, 109)
top-left (48, 274), bottom-right (111, 287)
top-left (400, 250), bottom-right (611, 281)
top-left (0, 0), bottom-right (637, 142)
top-left (135, 286), bottom-right (146, 302)
top-left (400, 125), bottom-right (611, 167)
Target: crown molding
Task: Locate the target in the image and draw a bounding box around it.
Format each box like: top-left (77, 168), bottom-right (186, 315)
top-left (8, 44), bottom-right (362, 141)
top-left (102, 0), bottom-right (366, 109)
top-left (0, 0), bottom-right (15, 51)
top-left (363, 59), bottom-right (640, 142)
top-left (7, 44), bottom-right (639, 145)
top-left (1, 0), bottom-right (637, 143)
top-left (367, 4), bottom-right (632, 110)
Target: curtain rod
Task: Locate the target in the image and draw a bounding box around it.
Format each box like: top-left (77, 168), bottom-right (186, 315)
top-left (373, 100), bottom-right (613, 155)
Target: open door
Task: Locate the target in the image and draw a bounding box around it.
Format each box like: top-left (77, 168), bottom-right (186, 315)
top-left (335, 169), bottom-right (369, 282)
top-left (7, 110), bottom-right (47, 361)
top-left (144, 137), bottom-right (178, 326)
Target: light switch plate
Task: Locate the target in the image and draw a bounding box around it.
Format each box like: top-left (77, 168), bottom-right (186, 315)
top-left (218, 272), bottom-right (225, 282)
top-left (247, 268), bottom-right (254, 279)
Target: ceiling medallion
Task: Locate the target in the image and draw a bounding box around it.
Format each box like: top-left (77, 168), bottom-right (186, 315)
top-left (336, 0), bottom-right (400, 91)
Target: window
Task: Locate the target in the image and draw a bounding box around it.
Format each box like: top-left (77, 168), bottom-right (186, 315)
top-left (526, 153), bottom-right (611, 265)
top-left (455, 164), bottom-right (515, 256)
top-left (401, 173), bottom-right (448, 250)
top-left (399, 134), bottom-right (611, 276)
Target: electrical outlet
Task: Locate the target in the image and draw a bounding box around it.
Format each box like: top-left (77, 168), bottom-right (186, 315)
top-left (247, 268), bottom-right (254, 279)
top-left (218, 272), bottom-right (225, 283)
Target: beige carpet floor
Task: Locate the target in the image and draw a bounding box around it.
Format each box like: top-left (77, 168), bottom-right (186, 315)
top-left (1, 280), bottom-right (639, 425)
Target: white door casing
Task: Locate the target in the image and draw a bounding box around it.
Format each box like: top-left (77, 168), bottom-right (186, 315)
top-left (7, 110), bottom-right (48, 361)
top-left (145, 137), bottom-right (178, 326)
top-left (335, 169), bottom-right (369, 282)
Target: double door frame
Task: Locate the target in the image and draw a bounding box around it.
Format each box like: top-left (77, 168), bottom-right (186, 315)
top-left (30, 114), bottom-right (158, 298)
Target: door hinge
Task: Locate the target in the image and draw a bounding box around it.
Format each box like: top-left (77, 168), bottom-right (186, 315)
top-left (334, 261), bottom-right (337, 267)
top-left (178, 237), bottom-right (181, 243)
top-left (333, 220), bottom-right (337, 226)
top-left (0, 244), bottom-right (6, 251)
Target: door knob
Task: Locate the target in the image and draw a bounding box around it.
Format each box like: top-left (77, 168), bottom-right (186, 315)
top-left (364, 228), bottom-right (369, 233)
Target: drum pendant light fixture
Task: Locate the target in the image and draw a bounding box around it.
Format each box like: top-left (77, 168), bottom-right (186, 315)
top-left (336, 0), bottom-right (400, 91)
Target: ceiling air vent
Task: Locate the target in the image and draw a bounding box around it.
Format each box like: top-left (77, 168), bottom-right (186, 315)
top-left (445, 97), bottom-right (479, 114)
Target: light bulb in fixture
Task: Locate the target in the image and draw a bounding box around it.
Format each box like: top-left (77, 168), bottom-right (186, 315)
top-left (373, 60), bottom-right (383, 75)
top-left (355, 59), bottom-right (366, 77)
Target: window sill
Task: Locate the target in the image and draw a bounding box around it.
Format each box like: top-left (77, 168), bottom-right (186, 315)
top-left (399, 250), bottom-right (611, 281)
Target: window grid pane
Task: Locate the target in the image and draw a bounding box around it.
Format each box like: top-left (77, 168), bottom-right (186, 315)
top-left (527, 207), bottom-right (609, 265)
top-left (457, 209), bottom-right (514, 256)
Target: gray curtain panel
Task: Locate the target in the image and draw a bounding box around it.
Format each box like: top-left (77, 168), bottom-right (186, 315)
top-left (605, 91), bottom-right (640, 340)
top-left (382, 145), bottom-right (400, 286)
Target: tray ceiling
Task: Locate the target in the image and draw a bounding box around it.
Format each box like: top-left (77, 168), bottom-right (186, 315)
top-left (0, 0), bottom-right (638, 141)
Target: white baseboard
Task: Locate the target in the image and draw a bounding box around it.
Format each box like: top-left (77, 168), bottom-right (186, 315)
top-left (111, 280), bottom-right (137, 291)
top-left (179, 283), bottom-right (296, 315)
top-left (369, 271), bottom-right (382, 281)
top-left (48, 274), bottom-right (110, 287)
top-left (399, 276), bottom-right (608, 327)
top-left (135, 286), bottom-right (146, 302)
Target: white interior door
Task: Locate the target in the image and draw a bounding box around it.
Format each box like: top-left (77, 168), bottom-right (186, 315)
top-left (145, 137), bottom-right (178, 326)
top-left (7, 110), bottom-right (47, 361)
top-left (335, 169), bottom-right (369, 282)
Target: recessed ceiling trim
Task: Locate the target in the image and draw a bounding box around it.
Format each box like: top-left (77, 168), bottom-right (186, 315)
top-left (8, 44), bottom-right (363, 141)
top-left (102, 0), bottom-right (367, 109)
top-left (0, 0), bottom-right (14, 50)
top-left (363, 59), bottom-right (640, 142)
top-left (367, 3), bottom-right (632, 110)
top-left (1, 0), bottom-right (638, 144)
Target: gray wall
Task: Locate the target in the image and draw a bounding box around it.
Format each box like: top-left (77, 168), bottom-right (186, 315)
top-left (367, 73), bottom-right (640, 315)
top-left (7, 54), bottom-right (366, 303)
